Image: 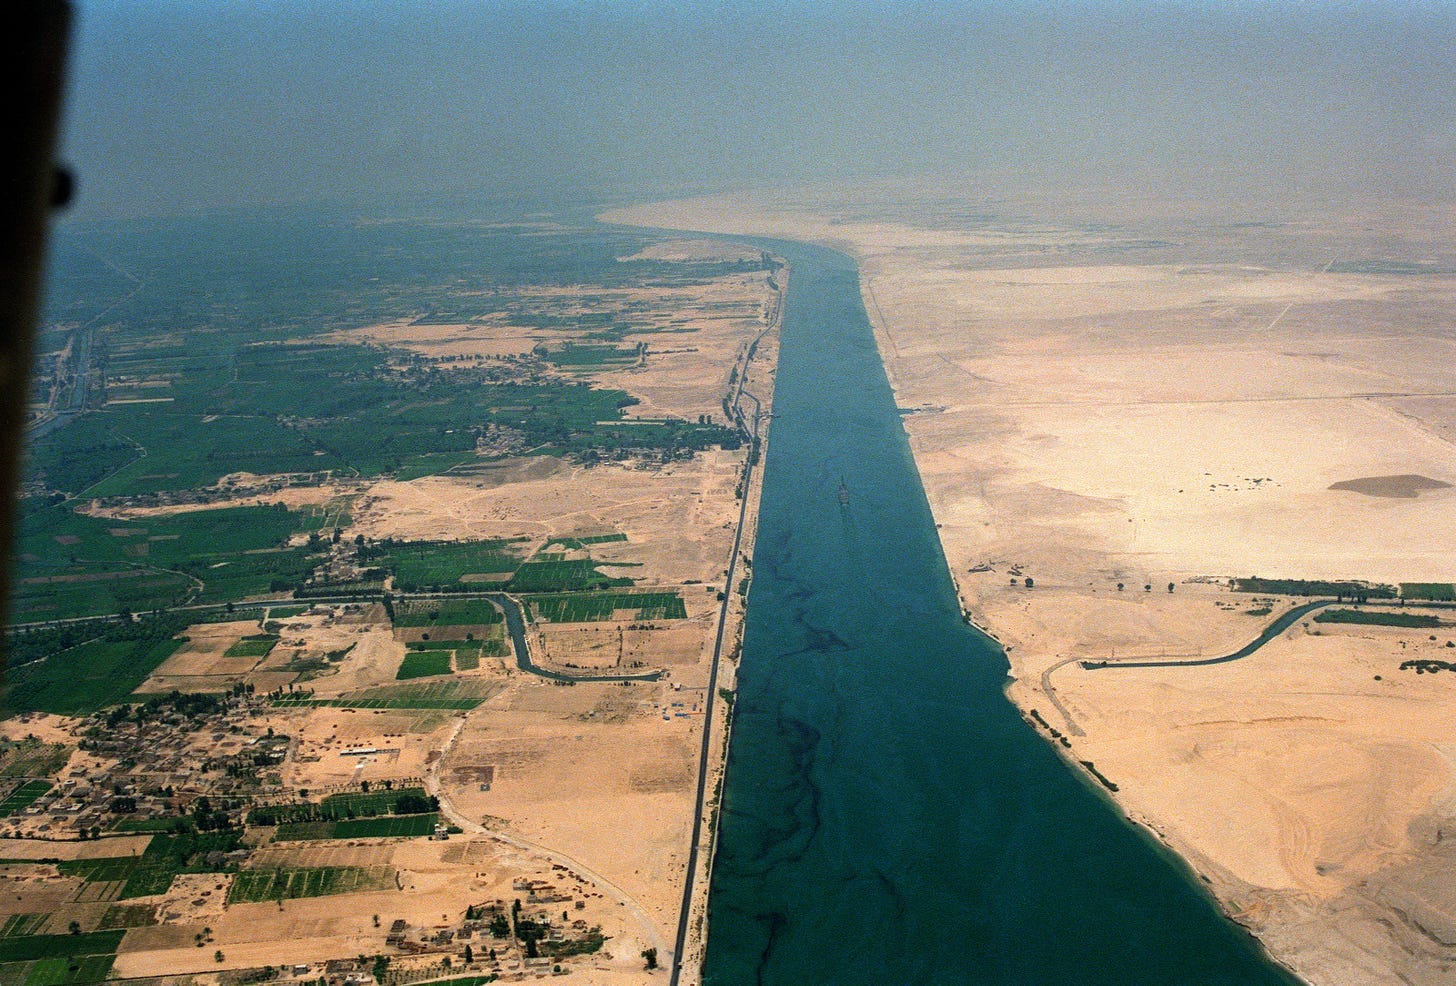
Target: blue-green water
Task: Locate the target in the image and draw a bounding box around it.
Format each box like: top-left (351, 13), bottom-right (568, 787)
top-left (702, 241), bottom-right (1299, 985)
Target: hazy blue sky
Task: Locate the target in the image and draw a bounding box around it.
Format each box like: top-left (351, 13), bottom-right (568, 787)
top-left (60, 0), bottom-right (1455, 218)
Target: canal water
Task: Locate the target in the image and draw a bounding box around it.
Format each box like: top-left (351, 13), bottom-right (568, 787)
top-left (702, 241), bottom-right (1298, 984)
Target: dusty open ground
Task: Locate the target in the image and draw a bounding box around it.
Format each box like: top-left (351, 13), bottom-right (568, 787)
top-left (606, 183), bottom-right (1456, 985)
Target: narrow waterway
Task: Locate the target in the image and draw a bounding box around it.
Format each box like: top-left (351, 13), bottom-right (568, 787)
top-left (702, 241), bottom-right (1298, 984)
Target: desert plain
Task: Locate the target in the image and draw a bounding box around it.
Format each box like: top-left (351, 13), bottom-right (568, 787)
top-left (606, 180), bottom-right (1456, 985)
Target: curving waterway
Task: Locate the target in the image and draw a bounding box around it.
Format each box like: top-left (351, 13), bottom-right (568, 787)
top-left (702, 240), bottom-right (1299, 984)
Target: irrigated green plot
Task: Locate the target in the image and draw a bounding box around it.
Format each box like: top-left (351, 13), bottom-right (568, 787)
top-left (396, 650), bottom-right (453, 680)
top-left (224, 635), bottom-right (278, 658)
top-left (371, 540), bottom-right (526, 591)
top-left (272, 678), bottom-right (495, 711)
top-left (0, 931), bottom-right (124, 963)
top-left (266, 605), bottom-right (311, 619)
top-left (393, 598), bottom-right (503, 627)
top-left (96, 905), bottom-right (156, 931)
top-left (1313, 609), bottom-right (1443, 628)
top-left (548, 533), bottom-right (628, 549)
top-left (57, 828), bottom-right (243, 901)
top-left (1231, 577), bottom-right (1396, 598)
top-left (0, 742), bottom-right (71, 779)
top-left (276, 813), bottom-right (438, 841)
top-left (250, 787), bottom-right (433, 826)
top-left (540, 343), bottom-right (640, 366)
top-left (5, 952), bottom-right (116, 986)
top-left (1402, 583), bottom-right (1456, 601)
top-left (227, 866), bottom-right (391, 903)
top-left (0, 783), bottom-right (51, 818)
top-left (405, 639), bottom-right (491, 665)
top-left (11, 504), bottom-right (322, 620)
top-left (530, 591), bottom-right (686, 622)
top-left (3, 634), bottom-right (184, 716)
top-left (0, 916), bottom-right (48, 940)
top-left (509, 560), bottom-right (632, 593)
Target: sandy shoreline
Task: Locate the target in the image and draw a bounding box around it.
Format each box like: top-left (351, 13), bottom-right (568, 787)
top-left (605, 184), bottom-right (1456, 985)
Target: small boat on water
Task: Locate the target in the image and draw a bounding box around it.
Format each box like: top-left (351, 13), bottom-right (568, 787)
top-left (838, 478), bottom-right (850, 505)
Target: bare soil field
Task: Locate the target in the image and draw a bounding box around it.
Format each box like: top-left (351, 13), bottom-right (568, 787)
top-left (538, 621), bottom-right (708, 673)
top-left (352, 450), bottom-right (744, 588)
top-left (443, 676), bottom-right (700, 954)
top-left (0, 835), bottom-right (153, 861)
top-left (606, 183), bottom-right (1456, 985)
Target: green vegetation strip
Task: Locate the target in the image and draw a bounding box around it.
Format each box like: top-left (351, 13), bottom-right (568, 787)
top-left (1231, 577), bottom-right (1395, 598)
top-left (1401, 582), bottom-right (1456, 601)
top-left (223, 635), bottom-right (278, 658)
top-left (509, 560), bottom-right (631, 593)
top-left (548, 533), bottom-right (627, 549)
top-left (270, 680), bottom-right (492, 711)
top-left (2, 953), bottom-right (116, 986)
top-left (0, 916), bottom-right (48, 939)
top-left (3, 630), bottom-right (185, 716)
top-left (530, 591), bottom-right (686, 622)
top-left (249, 788), bottom-right (433, 826)
top-left (0, 782), bottom-right (51, 818)
top-left (0, 931), bottom-right (123, 963)
top-left (1313, 609), bottom-right (1443, 628)
top-left (396, 651), bottom-right (454, 680)
top-left (0, 742), bottom-right (72, 779)
top-left (58, 829), bottom-right (244, 900)
top-left (227, 866), bottom-right (390, 903)
top-left (394, 599), bottom-right (503, 627)
top-left (276, 813), bottom-right (438, 841)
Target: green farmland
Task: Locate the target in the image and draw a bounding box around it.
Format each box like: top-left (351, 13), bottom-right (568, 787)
top-left (227, 866), bottom-right (392, 903)
top-left (1313, 609), bottom-right (1444, 628)
top-left (275, 813), bottom-right (439, 842)
top-left (1401, 583), bottom-right (1456, 601)
top-left (11, 503), bottom-right (322, 621)
top-left (0, 782), bottom-right (51, 818)
top-left (269, 678), bottom-right (499, 710)
top-left (0, 929), bottom-right (121, 986)
top-left (396, 650), bottom-right (453, 680)
top-left (393, 598), bottom-right (504, 627)
top-left (368, 540), bottom-right (527, 591)
top-left (3, 631), bottom-right (185, 716)
top-left (1231, 577), bottom-right (1396, 599)
top-left (224, 635), bottom-right (279, 658)
top-left (249, 787), bottom-right (433, 826)
top-left (57, 829), bottom-right (245, 901)
top-left (508, 560), bottom-right (632, 593)
top-left (530, 591), bottom-right (687, 622)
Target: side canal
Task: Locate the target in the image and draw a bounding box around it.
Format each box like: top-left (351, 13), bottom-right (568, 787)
top-left (701, 240), bottom-right (1298, 984)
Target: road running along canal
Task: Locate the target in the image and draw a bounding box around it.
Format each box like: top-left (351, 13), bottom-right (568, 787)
top-left (701, 239), bottom-right (1299, 985)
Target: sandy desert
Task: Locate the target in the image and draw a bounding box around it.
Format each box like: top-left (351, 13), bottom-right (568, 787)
top-left (606, 181), bottom-right (1456, 985)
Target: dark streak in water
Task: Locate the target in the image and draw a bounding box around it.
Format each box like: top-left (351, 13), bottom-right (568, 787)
top-left (702, 239), bottom-right (1300, 985)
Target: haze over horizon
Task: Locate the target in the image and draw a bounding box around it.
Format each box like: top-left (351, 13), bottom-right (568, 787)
top-left (60, 0), bottom-right (1455, 220)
